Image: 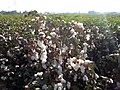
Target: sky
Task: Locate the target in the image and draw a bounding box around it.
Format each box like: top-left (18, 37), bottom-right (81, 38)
top-left (0, 0), bottom-right (120, 13)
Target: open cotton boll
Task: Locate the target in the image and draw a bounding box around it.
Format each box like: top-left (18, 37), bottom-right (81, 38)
top-left (37, 72), bottom-right (43, 76)
top-left (37, 40), bottom-right (46, 50)
top-left (117, 82), bottom-right (120, 88)
top-left (7, 50), bottom-right (13, 57)
top-left (80, 50), bottom-right (85, 54)
top-left (42, 84), bottom-right (48, 90)
top-left (80, 65), bottom-right (85, 73)
top-left (35, 17), bottom-right (40, 21)
top-left (72, 63), bottom-right (80, 71)
top-left (41, 50), bottom-right (47, 64)
top-left (62, 45), bottom-right (68, 53)
top-left (67, 82), bottom-right (71, 89)
top-left (70, 28), bottom-right (75, 33)
top-left (95, 73), bottom-right (99, 79)
top-left (109, 78), bottom-right (113, 83)
top-left (83, 75), bottom-right (89, 81)
top-left (74, 74), bottom-right (77, 82)
top-left (84, 60), bottom-right (93, 65)
top-left (39, 32), bottom-right (46, 38)
top-left (34, 52), bottom-right (39, 60)
top-left (57, 83), bottom-right (63, 90)
top-left (54, 84), bottom-right (58, 90)
top-left (41, 59), bottom-right (47, 64)
top-left (70, 57), bottom-right (81, 71)
top-left (83, 46), bottom-right (87, 53)
top-left (58, 55), bottom-right (63, 64)
top-left (77, 23), bottom-right (85, 30)
top-left (84, 53), bottom-right (88, 58)
top-left (57, 65), bottom-right (62, 74)
top-left (31, 19), bottom-right (36, 22)
top-left (31, 56), bottom-right (35, 60)
top-left (30, 29), bottom-right (35, 35)
top-left (58, 87), bottom-right (62, 90)
top-left (50, 32), bottom-right (57, 37)
top-left (61, 78), bottom-right (66, 83)
top-left (86, 34), bottom-right (90, 41)
top-left (34, 72), bottom-right (43, 77)
top-left (42, 63), bottom-right (47, 69)
top-left (31, 52), bottom-right (39, 60)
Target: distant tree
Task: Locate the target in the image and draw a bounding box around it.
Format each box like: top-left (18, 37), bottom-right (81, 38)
top-left (0, 10), bottom-right (20, 14)
top-left (88, 11), bottom-right (95, 14)
top-left (28, 10), bottom-right (38, 15)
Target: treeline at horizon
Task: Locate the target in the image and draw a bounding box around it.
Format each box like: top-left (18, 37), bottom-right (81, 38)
top-left (0, 10), bottom-right (120, 14)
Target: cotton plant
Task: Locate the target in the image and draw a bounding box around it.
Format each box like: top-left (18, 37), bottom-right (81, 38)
top-left (69, 28), bottom-right (78, 38)
top-left (71, 20), bottom-right (85, 33)
top-left (54, 74), bottom-right (66, 90)
top-left (70, 57), bottom-right (81, 71)
top-left (69, 57), bottom-right (94, 72)
top-left (31, 50), bottom-right (39, 61)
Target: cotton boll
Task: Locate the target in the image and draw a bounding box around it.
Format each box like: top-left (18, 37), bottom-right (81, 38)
top-left (86, 34), bottom-right (90, 41)
top-left (34, 74), bottom-right (37, 77)
top-left (80, 50), bottom-right (85, 54)
top-left (31, 19), bottom-right (36, 22)
top-left (42, 63), bottom-right (47, 69)
top-left (39, 32), bottom-right (46, 38)
top-left (61, 78), bottom-right (66, 83)
top-left (43, 16), bottom-right (47, 20)
top-left (54, 84), bottom-right (58, 90)
top-left (57, 65), bottom-right (62, 74)
top-left (46, 35), bottom-right (51, 40)
top-left (73, 65), bottom-right (80, 71)
top-left (95, 73), bottom-right (99, 79)
top-left (57, 83), bottom-right (63, 90)
top-left (31, 52), bottom-right (39, 61)
top-left (67, 82), bottom-right (71, 89)
top-left (70, 28), bottom-right (75, 33)
top-left (117, 82), bottom-right (120, 88)
top-left (84, 53), bottom-right (88, 58)
top-left (37, 40), bottom-right (46, 50)
top-left (31, 29), bottom-right (35, 35)
top-left (42, 84), bottom-right (48, 90)
top-left (9, 36), bottom-right (12, 40)
top-left (84, 60), bottom-right (93, 65)
top-left (35, 88), bottom-right (40, 90)
top-left (34, 52), bottom-right (39, 60)
top-left (83, 75), bottom-right (88, 81)
top-left (80, 65), bottom-right (85, 73)
top-left (50, 32), bottom-right (57, 37)
top-left (7, 50), bottom-right (13, 57)
top-left (109, 78), bottom-right (113, 83)
top-left (70, 57), bottom-right (81, 71)
top-left (25, 85), bottom-right (29, 90)
top-left (74, 74), bottom-right (77, 82)
top-left (83, 46), bottom-right (87, 53)
top-left (41, 51), bottom-right (47, 63)
top-left (71, 62), bottom-right (80, 71)
top-left (37, 72), bottom-right (43, 76)
top-left (41, 59), bottom-right (47, 64)
top-left (31, 56), bottom-right (35, 60)
top-left (59, 55), bottom-right (63, 64)
top-left (58, 87), bottom-right (62, 90)
top-left (77, 23), bottom-right (85, 30)
top-left (35, 17), bottom-right (40, 21)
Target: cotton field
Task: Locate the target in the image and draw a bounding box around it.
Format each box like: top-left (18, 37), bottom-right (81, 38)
top-left (0, 14), bottom-right (120, 90)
